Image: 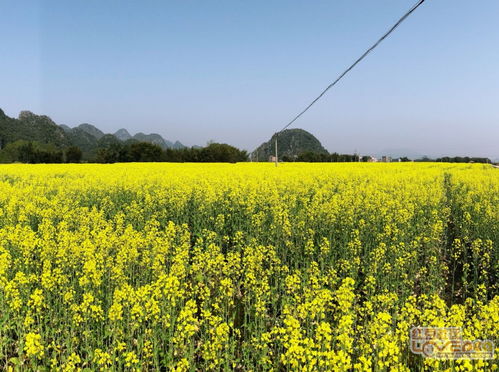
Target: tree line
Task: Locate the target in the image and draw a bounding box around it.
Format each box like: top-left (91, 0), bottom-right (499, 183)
top-left (415, 156), bottom-right (492, 164)
top-left (0, 140), bottom-right (248, 163)
top-left (0, 141), bottom-right (83, 163)
top-left (282, 152), bottom-right (364, 162)
top-left (288, 153), bottom-right (492, 164)
top-left (0, 139), bottom-right (492, 165)
top-left (96, 142), bottom-right (248, 163)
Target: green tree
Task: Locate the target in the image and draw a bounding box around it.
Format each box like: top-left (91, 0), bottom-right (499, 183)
top-left (65, 146), bottom-right (83, 163)
top-left (127, 142), bottom-right (163, 162)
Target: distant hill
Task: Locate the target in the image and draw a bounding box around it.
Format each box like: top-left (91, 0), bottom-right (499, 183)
top-left (172, 140), bottom-right (185, 149)
top-left (0, 108), bottom-right (188, 158)
top-left (65, 127), bottom-right (99, 155)
top-left (253, 128), bottom-right (328, 160)
top-left (131, 133), bottom-right (186, 149)
top-left (59, 124), bottom-right (72, 132)
top-left (133, 132), bottom-right (170, 149)
top-left (0, 110), bottom-right (70, 148)
top-left (98, 134), bottom-right (122, 148)
top-left (77, 123), bottom-right (105, 140)
top-left (114, 128), bottom-right (132, 141)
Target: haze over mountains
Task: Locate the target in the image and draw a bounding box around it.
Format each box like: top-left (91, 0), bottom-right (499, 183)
top-left (1, 108), bottom-right (497, 163)
top-left (0, 109), bottom-right (187, 160)
top-left (61, 122), bottom-right (186, 150)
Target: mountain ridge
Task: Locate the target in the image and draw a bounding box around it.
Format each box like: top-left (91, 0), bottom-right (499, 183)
top-left (0, 110), bottom-right (69, 148)
top-left (0, 108), bottom-right (188, 158)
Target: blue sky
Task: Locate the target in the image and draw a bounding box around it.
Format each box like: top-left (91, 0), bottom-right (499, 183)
top-left (1, 0), bottom-right (498, 158)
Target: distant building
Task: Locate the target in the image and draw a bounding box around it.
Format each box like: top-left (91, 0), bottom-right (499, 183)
top-left (268, 155), bottom-right (277, 162)
top-left (381, 156), bottom-right (392, 163)
top-left (367, 156), bottom-right (378, 162)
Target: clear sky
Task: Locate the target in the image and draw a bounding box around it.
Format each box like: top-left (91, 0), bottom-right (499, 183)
top-left (1, 0), bottom-right (498, 158)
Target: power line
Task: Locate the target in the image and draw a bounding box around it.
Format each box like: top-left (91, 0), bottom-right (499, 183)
top-left (278, 0), bottom-right (427, 135)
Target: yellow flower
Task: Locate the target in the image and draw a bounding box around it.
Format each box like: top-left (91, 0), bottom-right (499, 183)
top-left (24, 332), bottom-right (44, 358)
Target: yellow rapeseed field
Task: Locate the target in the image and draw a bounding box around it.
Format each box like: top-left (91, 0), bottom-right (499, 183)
top-left (0, 163), bottom-right (497, 371)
